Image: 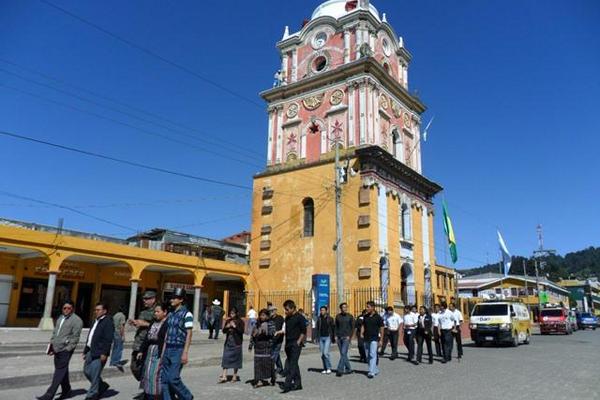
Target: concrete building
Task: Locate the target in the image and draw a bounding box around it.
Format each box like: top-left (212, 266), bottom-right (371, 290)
top-left (0, 219), bottom-right (249, 329)
top-left (458, 273), bottom-right (570, 320)
top-left (558, 278), bottom-right (600, 315)
top-left (249, 0), bottom-right (443, 312)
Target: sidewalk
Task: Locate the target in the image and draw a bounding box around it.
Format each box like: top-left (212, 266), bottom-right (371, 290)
top-left (0, 328), bottom-right (319, 390)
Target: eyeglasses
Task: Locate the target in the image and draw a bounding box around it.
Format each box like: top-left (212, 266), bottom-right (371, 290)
top-left (63, 306), bottom-right (73, 310)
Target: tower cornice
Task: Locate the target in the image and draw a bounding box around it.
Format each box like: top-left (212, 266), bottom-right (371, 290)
top-left (261, 57), bottom-right (425, 114)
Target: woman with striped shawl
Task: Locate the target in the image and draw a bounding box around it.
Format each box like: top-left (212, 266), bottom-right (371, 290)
top-left (137, 303), bottom-right (168, 399)
top-left (249, 309), bottom-right (276, 388)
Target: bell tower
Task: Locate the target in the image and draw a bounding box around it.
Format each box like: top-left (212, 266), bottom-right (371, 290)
top-left (262, 0), bottom-right (424, 173)
top-left (250, 0), bottom-right (443, 310)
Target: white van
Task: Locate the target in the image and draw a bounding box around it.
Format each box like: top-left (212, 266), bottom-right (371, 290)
top-left (469, 301), bottom-right (531, 346)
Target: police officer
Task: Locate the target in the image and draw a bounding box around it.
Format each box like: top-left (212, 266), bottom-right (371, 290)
top-left (128, 290), bottom-right (157, 399)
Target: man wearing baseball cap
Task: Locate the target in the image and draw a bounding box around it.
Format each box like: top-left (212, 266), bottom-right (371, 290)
top-left (129, 290), bottom-right (157, 399)
top-left (162, 288), bottom-right (194, 400)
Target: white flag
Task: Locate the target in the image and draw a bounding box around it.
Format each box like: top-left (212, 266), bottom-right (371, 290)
top-left (497, 230), bottom-right (512, 277)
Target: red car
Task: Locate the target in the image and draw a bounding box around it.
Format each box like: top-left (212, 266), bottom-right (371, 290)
top-left (539, 307), bottom-right (572, 335)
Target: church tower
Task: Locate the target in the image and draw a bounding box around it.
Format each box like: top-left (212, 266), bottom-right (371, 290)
top-left (250, 0), bottom-right (443, 308)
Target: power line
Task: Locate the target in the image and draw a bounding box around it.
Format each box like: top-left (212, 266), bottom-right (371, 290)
top-left (0, 61), bottom-right (264, 162)
top-left (0, 129), bottom-right (252, 190)
top-left (0, 82), bottom-right (263, 169)
top-left (0, 129), bottom-right (327, 198)
top-left (0, 190), bottom-right (137, 232)
top-left (39, 0), bottom-right (263, 109)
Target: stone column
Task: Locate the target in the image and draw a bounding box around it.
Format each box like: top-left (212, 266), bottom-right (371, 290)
top-left (193, 286), bottom-right (202, 332)
top-left (38, 272), bottom-right (57, 330)
top-left (128, 280), bottom-right (139, 321)
top-left (223, 290), bottom-right (230, 316)
top-left (343, 30), bottom-right (351, 63)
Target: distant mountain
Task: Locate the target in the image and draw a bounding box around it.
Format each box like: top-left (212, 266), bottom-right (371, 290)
top-left (459, 246), bottom-right (600, 282)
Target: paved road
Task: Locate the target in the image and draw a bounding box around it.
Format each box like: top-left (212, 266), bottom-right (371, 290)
top-left (4, 330), bottom-right (599, 400)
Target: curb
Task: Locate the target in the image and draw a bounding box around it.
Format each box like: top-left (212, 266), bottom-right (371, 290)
top-left (0, 346), bottom-right (320, 391)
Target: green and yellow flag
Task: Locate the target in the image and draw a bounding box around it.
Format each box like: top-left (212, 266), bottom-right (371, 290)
top-left (442, 202), bottom-right (458, 263)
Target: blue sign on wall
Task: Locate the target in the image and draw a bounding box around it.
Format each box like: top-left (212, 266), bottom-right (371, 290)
top-left (312, 274), bottom-right (330, 317)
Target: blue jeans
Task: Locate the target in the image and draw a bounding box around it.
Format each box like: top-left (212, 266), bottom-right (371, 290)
top-left (110, 335), bottom-right (123, 366)
top-left (83, 353), bottom-right (106, 398)
top-left (364, 340), bottom-right (379, 376)
top-left (248, 318), bottom-right (257, 334)
top-left (336, 337), bottom-right (352, 373)
top-left (271, 342), bottom-right (283, 372)
top-left (319, 337), bottom-right (332, 370)
top-left (161, 346), bottom-right (193, 400)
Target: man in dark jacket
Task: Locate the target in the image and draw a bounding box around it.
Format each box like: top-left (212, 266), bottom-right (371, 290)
top-left (334, 303), bottom-right (354, 377)
top-left (416, 306), bottom-right (434, 364)
top-left (315, 306), bottom-right (335, 374)
top-left (83, 302), bottom-right (114, 400)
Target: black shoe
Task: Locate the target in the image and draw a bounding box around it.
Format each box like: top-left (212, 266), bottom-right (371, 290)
top-left (36, 395), bottom-right (53, 400)
top-left (429, 361), bottom-right (434, 364)
top-left (441, 360), bottom-right (447, 364)
top-left (281, 387), bottom-right (293, 394)
top-left (56, 388), bottom-right (73, 400)
top-left (293, 385), bottom-right (302, 391)
top-left (345, 370), bottom-right (353, 375)
top-left (412, 361), bottom-right (419, 365)
top-left (99, 382), bottom-right (110, 396)
top-left (133, 393), bottom-right (145, 400)
top-left (336, 372), bottom-right (343, 377)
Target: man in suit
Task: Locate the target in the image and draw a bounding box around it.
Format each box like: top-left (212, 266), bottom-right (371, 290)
top-left (416, 306), bottom-right (434, 364)
top-left (83, 302), bottom-right (114, 400)
top-left (37, 300), bottom-right (83, 400)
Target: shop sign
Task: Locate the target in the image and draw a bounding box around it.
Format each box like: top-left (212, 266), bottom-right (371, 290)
top-left (163, 282), bottom-right (194, 291)
top-left (34, 264), bottom-right (85, 279)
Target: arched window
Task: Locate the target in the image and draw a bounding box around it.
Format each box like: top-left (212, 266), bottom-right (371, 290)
top-left (303, 198), bottom-right (314, 237)
top-left (401, 203), bottom-right (412, 241)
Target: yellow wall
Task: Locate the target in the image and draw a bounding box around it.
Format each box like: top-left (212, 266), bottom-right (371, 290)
top-left (250, 157), bottom-right (436, 301)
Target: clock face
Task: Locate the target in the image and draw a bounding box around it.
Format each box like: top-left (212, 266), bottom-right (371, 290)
top-left (312, 32), bottom-right (327, 49)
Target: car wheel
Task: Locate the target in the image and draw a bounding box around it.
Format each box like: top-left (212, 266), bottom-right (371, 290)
top-left (475, 340), bottom-right (483, 347)
top-left (511, 332), bottom-right (519, 347)
top-left (523, 332), bottom-right (530, 345)
top-left (594, 327), bottom-right (596, 331)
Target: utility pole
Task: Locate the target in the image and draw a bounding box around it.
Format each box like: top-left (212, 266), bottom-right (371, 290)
top-left (334, 141), bottom-right (344, 306)
top-left (532, 224), bottom-right (556, 317)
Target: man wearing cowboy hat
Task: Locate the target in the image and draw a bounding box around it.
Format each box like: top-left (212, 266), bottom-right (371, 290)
top-left (208, 299), bottom-right (224, 340)
top-left (162, 288), bottom-right (194, 400)
top-left (128, 290), bottom-right (157, 399)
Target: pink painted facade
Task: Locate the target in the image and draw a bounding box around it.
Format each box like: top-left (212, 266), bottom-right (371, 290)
top-left (263, 0), bottom-right (424, 173)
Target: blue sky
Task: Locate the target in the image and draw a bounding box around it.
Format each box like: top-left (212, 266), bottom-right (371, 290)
top-left (0, 0), bottom-right (598, 269)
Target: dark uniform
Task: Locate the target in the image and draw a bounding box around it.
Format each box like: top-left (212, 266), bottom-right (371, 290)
top-left (131, 293), bottom-right (156, 382)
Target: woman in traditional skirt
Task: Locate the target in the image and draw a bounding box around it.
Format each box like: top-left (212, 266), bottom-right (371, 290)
top-left (218, 307), bottom-right (245, 383)
top-left (249, 308), bottom-right (276, 388)
top-left (137, 303), bottom-right (168, 399)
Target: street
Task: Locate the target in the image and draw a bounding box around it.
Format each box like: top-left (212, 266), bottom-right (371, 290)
top-left (4, 330), bottom-right (599, 400)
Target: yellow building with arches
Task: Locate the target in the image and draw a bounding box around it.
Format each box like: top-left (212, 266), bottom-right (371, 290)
top-left (0, 219), bottom-right (250, 329)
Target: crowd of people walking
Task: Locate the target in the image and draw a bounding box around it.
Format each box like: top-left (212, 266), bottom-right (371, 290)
top-left (37, 291), bottom-right (465, 399)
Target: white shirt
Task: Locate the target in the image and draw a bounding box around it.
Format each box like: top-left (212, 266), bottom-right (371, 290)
top-left (438, 309), bottom-right (456, 330)
top-left (403, 312), bottom-right (419, 329)
top-left (431, 312), bottom-right (441, 328)
top-left (452, 309), bottom-right (464, 325)
top-left (87, 315), bottom-right (106, 347)
top-left (56, 315), bottom-right (67, 335)
top-left (386, 313), bottom-right (403, 331)
top-left (247, 309), bottom-right (257, 319)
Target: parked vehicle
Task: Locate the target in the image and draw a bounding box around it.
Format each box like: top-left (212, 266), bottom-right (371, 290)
top-left (567, 310), bottom-right (578, 332)
top-left (469, 301), bottom-right (531, 346)
top-left (539, 306), bottom-right (571, 335)
top-left (576, 312), bottom-right (598, 330)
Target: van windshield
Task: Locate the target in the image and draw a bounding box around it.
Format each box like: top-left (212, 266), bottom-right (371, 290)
top-left (541, 309), bottom-right (563, 317)
top-left (472, 304), bottom-right (508, 316)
